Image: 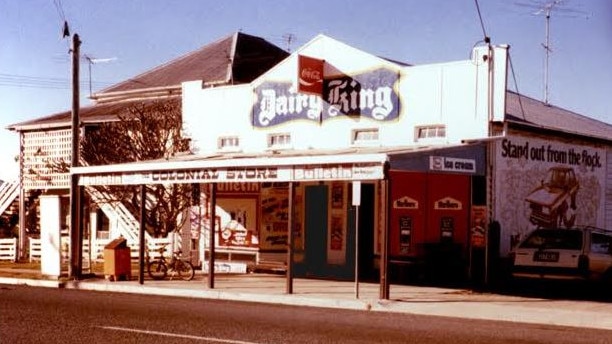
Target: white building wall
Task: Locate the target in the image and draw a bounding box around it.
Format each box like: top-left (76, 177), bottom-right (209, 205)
top-left (182, 35), bottom-right (508, 155)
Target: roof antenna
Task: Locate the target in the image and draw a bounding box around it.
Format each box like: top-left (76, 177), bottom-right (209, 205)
top-left (515, 0), bottom-right (589, 105)
top-left (282, 33), bottom-right (295, 52)
top-left (83, 54), bottom-right (117, 97)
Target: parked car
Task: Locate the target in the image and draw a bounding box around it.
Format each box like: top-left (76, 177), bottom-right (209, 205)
top-left (510, 226), bottom-right (612, 285)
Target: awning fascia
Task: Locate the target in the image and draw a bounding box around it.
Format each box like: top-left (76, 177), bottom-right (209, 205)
top-left (73, 153), bottom-right (389, 186)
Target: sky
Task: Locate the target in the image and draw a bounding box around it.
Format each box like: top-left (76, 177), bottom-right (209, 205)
top-left (1, 0), bottom-right (611, 182)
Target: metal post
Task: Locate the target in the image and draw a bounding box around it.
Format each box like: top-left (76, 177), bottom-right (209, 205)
top-left (354, 204), bottom-right (360, 299)
top-left (380, 172), bottom-right (391, 300)
top-left (139, 185), bottom-right (146, 284)
top-left (68, 33), bottom-right (81, 280)
top-left (207, 183), bottom-right (217, 289)
top-left (286, 182), bottom-right (294, 294)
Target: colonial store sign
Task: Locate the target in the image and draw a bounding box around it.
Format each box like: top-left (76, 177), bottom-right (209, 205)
top-left (253, 67), bottom-right (399, 127)
top-left (79, 163), bottom-right (385, 186)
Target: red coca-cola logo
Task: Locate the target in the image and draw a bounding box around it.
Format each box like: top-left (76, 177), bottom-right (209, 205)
top-left (301, 67), bottom-right (322, 83)
top-left (298, 55), bottom-right (323, 95)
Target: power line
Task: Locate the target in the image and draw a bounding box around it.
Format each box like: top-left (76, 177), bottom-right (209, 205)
top-left (0, 73), bottom-right (114, 90)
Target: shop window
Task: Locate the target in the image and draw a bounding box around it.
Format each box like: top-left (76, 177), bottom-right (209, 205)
top-left (267, 133), bottom-right (291, 149)
top-left (415, 125), bottom-right (446, 141)
top-left (218, 136), bottom-right (240, 151)
top-left (352, 128), bottom-right (379, 145)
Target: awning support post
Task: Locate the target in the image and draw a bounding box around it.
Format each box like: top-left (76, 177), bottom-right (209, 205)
top-left (138, 184), bottom-right (146, 284)
top-left (379, 166), bottom-right (391, 300)
top-left (207, 183), bottom-right (217, 289)
top-left (286, 182), bottom-right (295, 294)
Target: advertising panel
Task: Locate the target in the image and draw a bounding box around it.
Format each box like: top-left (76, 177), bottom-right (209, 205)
top-left (494, 135), bottom-right (606, 255)
top-left (252, 67), bottom-right (400, 127)
top-left (259, 183), bottom-right (290, 251)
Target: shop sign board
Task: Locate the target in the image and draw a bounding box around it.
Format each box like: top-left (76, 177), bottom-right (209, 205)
top-left (494, 135), bottom-right (606, 255)
top-left (252, 67), bottom-right (399, 127)
top-left (78, 163), bottom-right (385, 186)
top-left (430, 156), bottom-right (476, 173)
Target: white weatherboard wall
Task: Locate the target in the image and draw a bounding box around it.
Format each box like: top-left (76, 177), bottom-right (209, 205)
top-left (182, 35), bottom-right (508, 155)
top-left (40, 195), bottom-right (61, 277)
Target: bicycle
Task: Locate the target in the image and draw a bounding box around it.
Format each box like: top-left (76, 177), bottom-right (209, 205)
top-left (146, 244), bottom-right (195, 281)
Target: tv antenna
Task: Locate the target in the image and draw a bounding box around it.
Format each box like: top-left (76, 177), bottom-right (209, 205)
top-left (515, 0), bottom-right (589, 105)
top-left (282, 33), bottom-right (296, 52)
top-left (83, 54), bottom-right (117, 96)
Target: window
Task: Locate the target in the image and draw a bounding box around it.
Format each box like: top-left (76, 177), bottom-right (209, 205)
top-left (352, 128), bottom-right (379, 144)
top-left (218, 136), bottom-right (240, 150)
top-left (591, 233), bottom-right (612, 254)
top-left (267, 133), bottom-right (291, 149)
top-left (416, 125), bottom-right (446, 140)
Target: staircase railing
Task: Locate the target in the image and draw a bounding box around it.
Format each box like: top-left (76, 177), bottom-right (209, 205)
top-left (0, 180), bottom-right (19, 216)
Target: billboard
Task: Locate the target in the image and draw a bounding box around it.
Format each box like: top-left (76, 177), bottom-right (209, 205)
top-left (494, 135), bottom-right (606, 255)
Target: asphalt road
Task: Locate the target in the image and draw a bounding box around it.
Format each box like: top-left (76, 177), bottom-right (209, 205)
top-left (1, 284), bottom-right (611, 344)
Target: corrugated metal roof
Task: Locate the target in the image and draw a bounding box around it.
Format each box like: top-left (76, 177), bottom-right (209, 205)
top-left (97, 32), bottom-right (288, 95)
top-left (506, 91), bottom-right (612, 141)
top-left (7, 98), bottom-right (180, 131)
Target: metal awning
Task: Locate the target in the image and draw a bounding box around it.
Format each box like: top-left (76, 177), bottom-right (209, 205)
top-left (71, 143), bottom-right (487, 186)
top-left (73, 150), bottom-right (389, 186)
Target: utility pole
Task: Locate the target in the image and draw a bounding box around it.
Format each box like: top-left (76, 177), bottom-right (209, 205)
top-left (69, 33), bottom-right (82, 279)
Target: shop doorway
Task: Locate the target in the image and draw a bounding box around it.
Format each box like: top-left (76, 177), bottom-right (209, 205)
top-left (304, 185), bottom-right (328, 277)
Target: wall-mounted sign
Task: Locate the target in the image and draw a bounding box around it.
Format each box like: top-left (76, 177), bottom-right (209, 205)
top-left (393, 196), bottom-right (419, 209)
top-left (429, 156), bottom-right (476, 173)
top-left (253, 67), bottom-right (400, 127)
top-left (298, 55), bottom-right (324, 95)
top-left (434, 196), bottom-right (463, 210)
top-left (79, 163), bottom-right (385, 186)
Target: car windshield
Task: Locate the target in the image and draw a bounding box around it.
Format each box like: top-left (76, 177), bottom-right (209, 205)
top-left (519, 229), bottom-right (583, 250)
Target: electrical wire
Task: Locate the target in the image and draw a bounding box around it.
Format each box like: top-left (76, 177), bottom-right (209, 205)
top-left (0, 73), bottom-right (113, 90)
top-left (473, 0), bottom-right (490, 42)
top-left (508, 53), bottom-right (527, 120)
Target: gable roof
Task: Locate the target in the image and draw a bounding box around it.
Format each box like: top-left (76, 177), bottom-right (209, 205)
top-left (505, 90), bottom-right (612, 142)
top-left (7, 32), bottom-right (289, 131)
top-left (93, 32), bottom-right (288, 102)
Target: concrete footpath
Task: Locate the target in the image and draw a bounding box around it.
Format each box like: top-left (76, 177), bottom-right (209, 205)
top-left (2, 268), bottom-right (612, 331)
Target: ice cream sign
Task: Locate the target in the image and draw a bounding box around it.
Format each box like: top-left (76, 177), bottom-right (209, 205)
top-left (252, 67), bottom-right (399, 127)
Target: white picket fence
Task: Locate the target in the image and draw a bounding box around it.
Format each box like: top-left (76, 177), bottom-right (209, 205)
top-left (28, 237), bottom-right (172, 263)
top-left (0, 238), bottom-right (17, 261)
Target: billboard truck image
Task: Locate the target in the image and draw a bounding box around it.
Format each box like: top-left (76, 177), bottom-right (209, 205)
top-left (525, 166), bottom-right (579, 228)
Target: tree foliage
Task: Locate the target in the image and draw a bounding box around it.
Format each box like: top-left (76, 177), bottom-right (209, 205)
top-left (81, 98), bottom-right (193, 237)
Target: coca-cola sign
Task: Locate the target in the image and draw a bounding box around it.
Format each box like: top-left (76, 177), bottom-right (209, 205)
top-left (298, 55), bottom-right (324, 95)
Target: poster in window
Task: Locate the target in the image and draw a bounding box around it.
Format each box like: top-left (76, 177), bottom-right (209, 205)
top-left (331, 183), bottom-right (344, 209)
top-left (330, 215), bottom-right (344, 251)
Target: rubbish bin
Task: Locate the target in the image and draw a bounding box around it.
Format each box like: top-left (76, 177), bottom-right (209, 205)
top-left (103, 237), bottom-right (131, 281)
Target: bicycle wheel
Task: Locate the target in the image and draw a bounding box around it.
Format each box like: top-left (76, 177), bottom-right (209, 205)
top-left (176, 260), bottom-right (195, 281)
top-left (147, 261), bottom-right (167, 280)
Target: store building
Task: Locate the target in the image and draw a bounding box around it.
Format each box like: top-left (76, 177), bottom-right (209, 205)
top-left (73, 34), bottom-right (510, 290)
top-left (17, 32), bottom-right (612, 294)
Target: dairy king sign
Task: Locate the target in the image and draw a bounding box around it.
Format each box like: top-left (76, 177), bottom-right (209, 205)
top-left (252, 67), bottom-right (400, 127)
